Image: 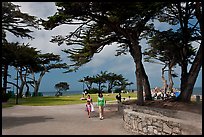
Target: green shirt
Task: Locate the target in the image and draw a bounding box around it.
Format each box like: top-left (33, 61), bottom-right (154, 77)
top-left (97, 96), bottom-right (105, 106)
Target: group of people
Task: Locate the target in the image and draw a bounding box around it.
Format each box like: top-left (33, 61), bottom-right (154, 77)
top-left (151, 87), bottom-right (180, 100)
top-left (85, 92), bottom-right (105, 120)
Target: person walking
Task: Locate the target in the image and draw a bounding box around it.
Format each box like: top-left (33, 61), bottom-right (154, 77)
top-left (116, 92), bottom-right (122, 111)
top-left (97, 92), bottom-right (105, 120)
top-left (87, 94), bottom-right (92, 103)
top-left (87, 94), bottom-right (94, 112)
top-left (116, 92), bottom-right (121, 102)
top-left (86, 100), bottom-right (92, 118)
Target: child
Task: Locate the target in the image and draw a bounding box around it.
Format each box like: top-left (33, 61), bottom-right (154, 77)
top-left (87, 95), bottom-right (93, 103)
top-left (86, 100), bottom-right (91, 118)
top-left (87, 95), bottom-right (94, 112)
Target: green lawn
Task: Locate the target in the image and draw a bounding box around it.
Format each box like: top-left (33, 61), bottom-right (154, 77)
top-left (2, 92), bottom-right (137, 108)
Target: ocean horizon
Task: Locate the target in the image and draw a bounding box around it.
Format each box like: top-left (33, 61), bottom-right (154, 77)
top-left (36, 87), bottom-right (202, 97)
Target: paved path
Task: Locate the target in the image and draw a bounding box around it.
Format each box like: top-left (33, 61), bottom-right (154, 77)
top-left (2, 103), bottom-right (132, 135)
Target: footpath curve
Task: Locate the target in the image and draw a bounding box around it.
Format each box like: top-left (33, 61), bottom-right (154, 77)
top-left (2, 103), bottom-right (132, 135)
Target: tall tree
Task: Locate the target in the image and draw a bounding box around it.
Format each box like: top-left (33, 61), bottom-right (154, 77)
top-left (2, 42), bottom-right (39, 97)
top-left (79, 76), bottom-right (95, 91)
top-left (42, 2), bottom-right (168, 105)
top-left (105, 72), bottom-right (122, 93)
top-left (54, 82), bottom-right (69, 96)
top-left (15, 44), bottom-right (40, 97)
top-left (158, 2), bottom-right (202, 102)
top-left (30, 53), bottom-right (68, 96)
top-left (2, 2), bottom-right (39, 95)
top-left (144, 30), bottom-right (195, 93)
top-left (94, 71), bottom-right (107, 92)
top-left (2, 42), bottom-right (18, 95)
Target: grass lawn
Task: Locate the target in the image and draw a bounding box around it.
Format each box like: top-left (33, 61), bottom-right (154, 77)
top-left (2, 92), bottom-right (137, 108)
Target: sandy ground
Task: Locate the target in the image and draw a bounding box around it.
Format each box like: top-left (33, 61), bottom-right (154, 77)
top-left (2, 103), bottom-right (133, 135)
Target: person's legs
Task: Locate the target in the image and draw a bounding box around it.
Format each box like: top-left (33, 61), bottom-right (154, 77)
top-left (99, 106), bottom-right (102, 119)
top-left (87, 105), bottom-right (91, 118)
top-left (101, 106), bottom-right (104, 119)
top-left (88, 109), bottom-right (91, 118)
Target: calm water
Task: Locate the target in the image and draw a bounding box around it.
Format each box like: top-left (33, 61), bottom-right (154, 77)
top-left (37, 87), bottom-right (202, 96)
top-left (40, 90), bottom-right (83, 96)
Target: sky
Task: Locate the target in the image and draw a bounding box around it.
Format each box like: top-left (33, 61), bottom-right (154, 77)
top-left (6, 2), bottom-right (202, 93)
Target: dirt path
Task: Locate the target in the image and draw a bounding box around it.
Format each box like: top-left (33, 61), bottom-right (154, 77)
top-left (2, 103), bottom-right (132, 135)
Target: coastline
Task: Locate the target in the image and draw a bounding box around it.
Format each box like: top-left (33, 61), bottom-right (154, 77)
top-left (40, 87), bottom-right (202, 97)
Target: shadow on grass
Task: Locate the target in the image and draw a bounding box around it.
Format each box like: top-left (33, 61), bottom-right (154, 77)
top-left (2, 116), bottom-right (54, 129)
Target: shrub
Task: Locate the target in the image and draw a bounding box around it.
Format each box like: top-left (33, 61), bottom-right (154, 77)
top-left (1, 91), bottom-right (12, 102)
top-left (88, 88), bottom-right (99, 94)
top-left (114, 88), bottom-right (122, 93)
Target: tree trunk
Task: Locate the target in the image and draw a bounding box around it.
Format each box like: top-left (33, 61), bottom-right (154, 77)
top-left (168, 65), bottom-right (174, 93)
top-left (33, 71), bottom-right (45, 96)
top-left (161, 64), bottom-right (168, 94)
top-left (129, 41), bottom-right (146, 105)
top-left (108, 82), bottom-right (113, 93)
top-left (18, 68), bottom-right (25, 98)
top-left (177, 2), bottom-right (203, 102)
top-left (33, 84), bottom-right (39, 96)
top-left (25, 82), bottom-right (30, 97)
top-left (178, 44), bottom-right (202, 102)
top-left (3, 64), bottom-right (8, 94)
top-left (135, 62), bottom-right (144, 105)
top-left (19, 83), bottom-right (25, 98)
top-left (141, 64), bottom-right (152, 100)
top-left (18, 67), bottom-right (29, 98)
top-left (85, 82), bottom-right (92, 91)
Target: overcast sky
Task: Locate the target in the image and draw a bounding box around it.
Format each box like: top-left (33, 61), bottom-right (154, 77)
top-left (6, 2), bottom-right (202, 93)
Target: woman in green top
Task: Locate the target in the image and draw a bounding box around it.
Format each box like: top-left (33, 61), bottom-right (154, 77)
top-left (97, 92), bottom-right (105, 120)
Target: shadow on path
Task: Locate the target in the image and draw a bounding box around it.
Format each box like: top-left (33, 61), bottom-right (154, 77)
top-left (2, 116), bottom-right (54, 129)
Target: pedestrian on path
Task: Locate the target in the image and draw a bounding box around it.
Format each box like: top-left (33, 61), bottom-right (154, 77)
top-left (87, 95), bottom-right (94, 115)
top-left (97, 92), bottom-right (106, 120)
top-left (86, 100), bottom-right (92, 118)
top-left (116, 92), bottom-right (121, 102)
top-left (116, 92), bottom-right (122, 111)
top-left (87, 94), bottom-right (93, 103)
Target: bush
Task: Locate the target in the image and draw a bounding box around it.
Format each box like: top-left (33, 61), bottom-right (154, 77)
top-left (88, 88), bottom-right (99, 94)
top-left (114, 88), bottom-right (122, 93)
top-left (1, 92), bottom-right (12, 102)
top-left (25, 91), bottom-right (31, 97)
top-left (32, 92), bottom-right (43, 97)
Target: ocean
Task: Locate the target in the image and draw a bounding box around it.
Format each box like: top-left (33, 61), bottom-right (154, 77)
top-left (38, 87), bottom-right (202, 96)
top-left (192, 87), bottom-right (202, 95)
top-left (40, 90), bottom-right (83, 96)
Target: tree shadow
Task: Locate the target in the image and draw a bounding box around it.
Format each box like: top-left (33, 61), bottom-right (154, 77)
top-left (2, 116), bottom-right (54, 129)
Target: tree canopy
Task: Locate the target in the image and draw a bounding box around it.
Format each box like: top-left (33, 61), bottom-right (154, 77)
top-left (55, 82), bottom-right (70, 92)
top-left (42, 2), bottom-right (168, 70)
top-left (2, 2), bottom-right (39, 98)
top-left (79, 71), bottom-right (133, 93)
top-left (2, 2), bottom-right (39, 42)
top-left (42, 2), bottom-right (169, 105)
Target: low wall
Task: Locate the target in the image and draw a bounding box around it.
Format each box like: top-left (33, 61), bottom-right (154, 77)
top-left (122, 105), bottom-right (202, 135)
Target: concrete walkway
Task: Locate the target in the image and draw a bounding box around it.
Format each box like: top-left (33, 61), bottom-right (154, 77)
top-left (2, 103), bottom-right (132, 135)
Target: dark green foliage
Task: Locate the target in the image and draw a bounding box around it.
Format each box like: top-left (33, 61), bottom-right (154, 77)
top-left (2, 42), bottom-right (39, 68)
top-left (42, 2), bottom-right (168, 71)
top-left (87, 88), bottom-right (99, 94)
top-left (79, 71), bottom-right (133, 93)
top-left (144, 29), bottom-right (196, 66)
top-left (1, 88), bottom-right (12, 102)
top-left (54, 82), bottom-right (69, 97)
top-left (2, 2), bottom-right (39, 41)
top-left (55, 82), bottom-right (70, 92)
